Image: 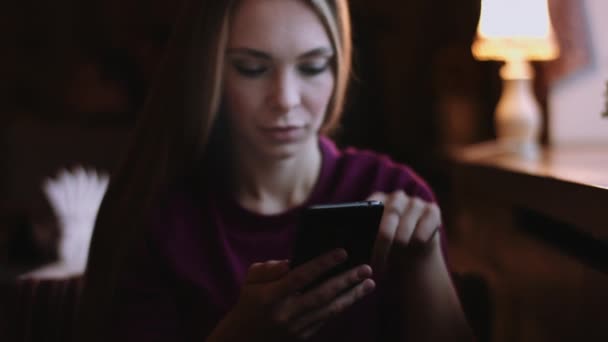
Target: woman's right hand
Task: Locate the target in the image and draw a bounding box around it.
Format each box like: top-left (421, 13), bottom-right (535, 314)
top-left (207, 249), bottom-right (375, 341)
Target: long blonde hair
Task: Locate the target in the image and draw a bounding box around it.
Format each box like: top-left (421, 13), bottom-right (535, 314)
top-left (76, 0), bottom-right (352, 340)
top-left (308, 0), bottom-right (352, 133)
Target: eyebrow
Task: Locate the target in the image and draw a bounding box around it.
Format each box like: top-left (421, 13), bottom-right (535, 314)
top-left (226, 47), bottom-right (334, 60)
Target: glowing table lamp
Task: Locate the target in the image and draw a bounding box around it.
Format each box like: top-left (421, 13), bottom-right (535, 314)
top-left (472, 0), bottom-right (559, 157)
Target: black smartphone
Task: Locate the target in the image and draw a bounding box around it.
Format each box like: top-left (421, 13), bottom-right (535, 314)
top-left (291, 200), bottom-right (384, 290)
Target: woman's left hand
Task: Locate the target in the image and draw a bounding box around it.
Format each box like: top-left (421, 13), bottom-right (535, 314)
top-left (367, 190), bottom-right (442, 274)
top-left (368, 191), bottom-right (474, 341)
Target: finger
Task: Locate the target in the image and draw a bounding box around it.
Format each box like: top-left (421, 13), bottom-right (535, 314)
top-left (411, 204), bottom-right (441, 245)
top-left (367, 192), bottom-right (386, 202)
top-left (371, 191), bottom-right (408, 272)
top-left (290, 278), bottom-right (376, 335)
top-left (287, 265), bottom-right (373, 317)
top-left (275, 249), bottom-right (348, 297)
top-left (245, 260), bottom-right (290, 284)
top-left (394, 197), bottom-right (426, 247)
top-left (296, 320), bottom-right (326, 341)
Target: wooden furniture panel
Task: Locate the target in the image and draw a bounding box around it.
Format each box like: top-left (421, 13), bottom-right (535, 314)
top-left (449, 144), bottom-right (608, 342)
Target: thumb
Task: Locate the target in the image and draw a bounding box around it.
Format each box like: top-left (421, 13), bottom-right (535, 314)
top-left (245, 260), bottom-right (291, 284)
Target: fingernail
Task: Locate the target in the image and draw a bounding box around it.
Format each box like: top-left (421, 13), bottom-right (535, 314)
top-left (425, 228), bottom-right (440, 244)
top-left (358, 265), bottom-right (372, 278)
top-left (363, 279), bottom-right (376, 293)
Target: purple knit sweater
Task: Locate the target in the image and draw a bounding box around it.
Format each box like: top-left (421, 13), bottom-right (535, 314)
top-left (112, 136), bottom-right (437, 341)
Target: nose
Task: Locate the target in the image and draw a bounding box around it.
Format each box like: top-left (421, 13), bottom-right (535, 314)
top-left (270, 69), bottom-right (301, 113)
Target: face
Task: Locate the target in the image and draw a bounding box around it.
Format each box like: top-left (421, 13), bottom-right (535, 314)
top-left (223, 0), bottom-right (335, 160)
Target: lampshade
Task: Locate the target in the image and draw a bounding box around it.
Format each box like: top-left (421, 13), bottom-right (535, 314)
top-left (472, 0), bottom-right (559, 61)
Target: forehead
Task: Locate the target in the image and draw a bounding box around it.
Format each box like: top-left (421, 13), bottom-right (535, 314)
top-left (228, 0), bottom-right (332, 54)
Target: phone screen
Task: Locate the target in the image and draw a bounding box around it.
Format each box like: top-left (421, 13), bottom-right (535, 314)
top-left (291, 201), bottom-right (384, 289)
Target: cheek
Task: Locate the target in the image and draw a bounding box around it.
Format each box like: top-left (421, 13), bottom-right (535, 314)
top-left (222, 75), bottom-right (262, 121)
top-left (305, 74), bottom-right (335, 124)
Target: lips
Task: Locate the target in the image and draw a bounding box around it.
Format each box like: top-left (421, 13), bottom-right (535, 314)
top-left (259, 125), bottom-right (306, 142)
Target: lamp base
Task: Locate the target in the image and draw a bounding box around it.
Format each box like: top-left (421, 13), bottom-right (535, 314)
top-left (495, 60), bottom-right (542, 159)
top-left (496, 137), bottom-right (540, 159)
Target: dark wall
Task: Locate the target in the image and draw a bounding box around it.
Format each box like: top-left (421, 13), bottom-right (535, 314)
top-left (343, 0), bottom-right (500, 182)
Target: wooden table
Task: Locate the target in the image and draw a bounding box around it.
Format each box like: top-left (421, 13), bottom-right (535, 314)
top-left (448, 143), bottom-right (608, 342)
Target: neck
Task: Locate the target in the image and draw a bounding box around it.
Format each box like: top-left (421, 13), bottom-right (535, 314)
top-left (230, 137), bottom-right (322, 215)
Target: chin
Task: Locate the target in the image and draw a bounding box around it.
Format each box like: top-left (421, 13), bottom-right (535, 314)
top-left (236, 129), bottom-right (318, 161)
top-left (258, 136), bottom-right (315, 161)
top-left (261, 142), bottom-right (305, 161)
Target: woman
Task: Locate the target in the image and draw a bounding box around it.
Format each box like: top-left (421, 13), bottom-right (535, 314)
top-left (77, 0), bottom-right (472, 341)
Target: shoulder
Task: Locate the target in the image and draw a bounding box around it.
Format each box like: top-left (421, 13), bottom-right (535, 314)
top-left (320, 137), bottom-right (435, 202)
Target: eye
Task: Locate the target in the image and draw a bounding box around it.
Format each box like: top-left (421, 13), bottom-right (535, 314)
top-left (298, 59), bottom-right (331, 77)
top-left (232, 61), bottom-right (268, 78)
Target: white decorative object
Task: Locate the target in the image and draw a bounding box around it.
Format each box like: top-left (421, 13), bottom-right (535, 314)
top-left (21, 167), bottom-right (109, 279)
top-left (549, 0), bottom-right (608, 145)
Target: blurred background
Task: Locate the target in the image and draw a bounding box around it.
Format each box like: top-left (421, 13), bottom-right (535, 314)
top-left (1, 0), bottom-right (607, 341)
